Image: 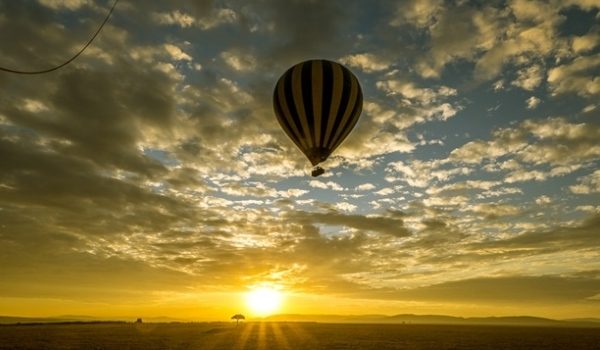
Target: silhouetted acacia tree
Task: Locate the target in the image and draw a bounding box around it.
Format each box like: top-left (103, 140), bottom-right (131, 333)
top-left (231, 314), bottom-right (245, 325)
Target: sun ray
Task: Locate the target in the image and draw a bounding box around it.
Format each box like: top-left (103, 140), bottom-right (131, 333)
top-left (201, 325), bottom-right (234, 350)
top-left (271, 322), bottom-right (292, 350)
top-left (257, 322), bottom-right (267, 350)
top-left (284, 322), bottom-right (317, 347)
top-left (234, 322), bottom-right (255, 350)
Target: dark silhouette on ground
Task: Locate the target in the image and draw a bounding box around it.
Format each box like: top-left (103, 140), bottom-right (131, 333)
top-left (1, 322), bottom-right (600, 349)
top-left (1, 314), bottom-right (599, 327)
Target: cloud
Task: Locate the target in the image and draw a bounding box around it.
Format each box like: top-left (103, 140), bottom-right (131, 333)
top-left (374, 188), bottom-right (394, 196)
top-left (476, 214), bottom-right (600, 251)
top-left (535, 195), bottom-right (552, 205)
top-left (387, 160), bottom-right (471, 188)
top-left (152, 8), bottom-right (238, 30)
top-left (572, 30), bottom-right (600, 54)
top-left (426, 180), bottom-right (501, 195)
top-left (525, 96), bottom-right (541, 109)
top-left (38, 0), bottom-right (89, 11)
top-left (1, 0), bottom-right (599, 317)
top-left (355, 183), bottom-right (376, 191)
top-left (376, 80), bottom-right (457, 105)
top-left (512, 65), bottom-right (544, 91)
top-left (335, 202), bottom-right (357, 213)
top-left (389, 0), bottom-right (443, 28)
top-left (19, 99), bottom-right (49, 113)
top-left (466, 203), bottom-right (522, 220)
top-left (164, 44), bottom-right (192, 61)
top-left (339, 53), bottom-right (391, 73)
top-left (582, 104), bottom-right (597, 113)
top-left (547, 54), bottom-right (600, 97)
top-left (570, 170), bottom-right (600, 194)
top-left (474, 0), bottom-right (566, 81)
top-left (449, 117), bottom-right (600, 170)
top-left (309, 180), bottom-right (344, 191)
top-left (376, 274), bottom-right (600, 304)
top-left (248, 0), bottom-right (354, 63)
top-left (395, 0), bottom-right (592, 83)
top-left (416, 4), bottom-right (502, 78)
top-left (221, 50), bottom-right (257, 71)
top-left (288, 210), bottom-right (411, 238)
top-left (152, 10), bottom-right (196, 28)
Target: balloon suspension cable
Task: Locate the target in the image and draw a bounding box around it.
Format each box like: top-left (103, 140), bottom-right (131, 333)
top-left (0, 0), bottom-right (119, 75)
top-left (311, 166), bottom-right (325, 177)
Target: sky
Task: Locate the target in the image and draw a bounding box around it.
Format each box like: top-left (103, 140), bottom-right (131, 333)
top-left (0, 0), bottom-right (599, 321)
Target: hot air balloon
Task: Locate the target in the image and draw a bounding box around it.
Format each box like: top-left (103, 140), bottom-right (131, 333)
top-left (273, 59), bottom-right (363, 177)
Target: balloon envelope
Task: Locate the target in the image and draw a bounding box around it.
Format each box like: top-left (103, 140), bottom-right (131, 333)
top-left (273, 59), bottom-right (363, 167)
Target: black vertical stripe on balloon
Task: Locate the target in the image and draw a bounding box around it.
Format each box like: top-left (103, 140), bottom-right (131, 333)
top-left (276, 74), bottom-right (308, 150)
top-left (311, 60), bottom-right (323, 147)
top-left (291, 63), bottom-right (313, 148)
top-left (328, 74), bottom-right (360, 150)
top-left (274, 85), bottom-right (302, 151)
top-left (331, 87), bottom-right (362, 152)
top-left (320, 60), bottom-right (333, 149)
top-left (322, 63), bottom-right (344, 149)
top-left (327, 66), bottom-right (352, 150)
top-left (283, 68), bottom-right (305, 147)
top-left (301, 61), bottom-right (315, 148)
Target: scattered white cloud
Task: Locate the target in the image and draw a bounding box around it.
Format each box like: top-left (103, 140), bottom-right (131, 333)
top-left (582, 104), bottom-right (596, 113)
top-left (535, 195), bottom-right (552, 205)
top-left (355, 183), bottom-right (376, 191)
top-left (467, 203), bottom-right (522, 218)
top-left (492, 80), bottom-right (505, 91)
top-left (572, 30), bottom-right (600, 54)
top-left (335, 202), bottom-right (357, 212)
top-left (152, 10), bottom-right (195, 28)
top-left (376, 80), bottom-right (457, 105)
top-left (570, 170), bottom-right (600, 194)
top-left (38, 0), bottom-right (89, 10)
top-left (164, 44), bottom-right (192, 61)
top-left (547, 54), bottom-right (600, 97)
top-left (512, 65), bottom-right (544, 91)
top-left (526, 96), bottom-right (541, 109)
top-left (451, 117), bottom-right (600, 169)
top-left (221, 50), bottom-right (257, 71)
top-left (389, 0), bottom-right (443, 28)
top-left (339, 53), bottom-right (391, 73)
top-left (309, 180), bottom-right (344, 191)
top-left (197, 8), bottom-right (238, 30)
top-left (374, 188), bottom-right (394, 196)
top-left (152, 8), bottom-right (237, 30)
top-left (19, 99), bottom-right (48, 113)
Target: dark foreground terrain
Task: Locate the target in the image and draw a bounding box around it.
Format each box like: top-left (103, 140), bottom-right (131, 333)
top-left (1, 322), bottom-right (599, 350)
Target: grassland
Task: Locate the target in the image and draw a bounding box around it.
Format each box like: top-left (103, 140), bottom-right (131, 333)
top-left (1, 322), bottom-right (599, 349)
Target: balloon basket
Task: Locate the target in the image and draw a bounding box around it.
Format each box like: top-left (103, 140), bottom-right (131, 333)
top-left (311, 166), bottom-right (325, 177)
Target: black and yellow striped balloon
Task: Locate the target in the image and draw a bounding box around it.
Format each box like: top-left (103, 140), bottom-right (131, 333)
top-left (273, 59), bottom-right (363, 170)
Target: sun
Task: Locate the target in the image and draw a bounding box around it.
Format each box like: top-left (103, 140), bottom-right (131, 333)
top-left (245, 286), bottom-right (283, 316)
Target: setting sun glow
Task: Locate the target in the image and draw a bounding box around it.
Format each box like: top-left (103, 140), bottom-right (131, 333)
top-left (246, 287), bottom-right (283, 316)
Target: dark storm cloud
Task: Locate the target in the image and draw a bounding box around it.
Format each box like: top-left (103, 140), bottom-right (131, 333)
top-left (0, 134), bottom-right (182, 225)
top-left (475, 214), bottom-right (600, 250)
top-left (288, 210), bottom-right (411, 238)
top-left (0, 248), bottom-right (195, 301)
top-left (137, 220), bottom-right (376, 291)
top-left (0, 1), bottom-right (99, 70)
top-left (2, 63), bottom-right (180, 176)
top-left (258, 0), bottom-right (354, 62)
top-left (372, 274), bottom-right (600, 304)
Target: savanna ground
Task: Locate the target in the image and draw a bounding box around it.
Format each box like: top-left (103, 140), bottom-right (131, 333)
top-left (1, 322), bottom-right (599, 350)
